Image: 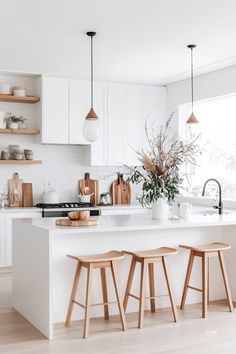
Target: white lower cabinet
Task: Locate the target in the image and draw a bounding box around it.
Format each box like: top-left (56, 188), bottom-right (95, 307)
top-left (4, 211), bottom-right (41, 267)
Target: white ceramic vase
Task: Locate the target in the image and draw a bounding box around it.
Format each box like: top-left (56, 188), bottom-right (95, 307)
top-left (152, 198), bottom-right (169, 220)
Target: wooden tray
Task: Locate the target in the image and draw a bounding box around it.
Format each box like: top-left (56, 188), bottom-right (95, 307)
top-left (56, 218), bottom-right (99, 227)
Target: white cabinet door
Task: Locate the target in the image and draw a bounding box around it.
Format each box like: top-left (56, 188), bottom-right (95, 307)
top-left (0, 214), bottom-right (5, 267)
top-left (142, 86), bottom-right (167, 151)
top-left (69, 79), bottom-right (90, 145)
top-left (125, 85), bottom-right (144, 166)
top-left (42, 77), bottom-right (69, 144)
top-left (5, 212), bottom-right (41, 267)
top-left (107, 83), bottom-right (125, 166)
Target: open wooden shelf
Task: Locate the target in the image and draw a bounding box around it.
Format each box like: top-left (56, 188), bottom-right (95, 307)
top-left (0, 128), bottom-right (40, 135)
top-left (0, 160), bottom-right (42, 165)
top-left (0, 94), bottom-right (40, 104)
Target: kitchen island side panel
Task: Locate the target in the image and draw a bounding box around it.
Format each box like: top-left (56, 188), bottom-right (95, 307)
top-left (12, 220), bottom-right (53, 339)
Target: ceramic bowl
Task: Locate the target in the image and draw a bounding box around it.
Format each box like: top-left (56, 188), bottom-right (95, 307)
top-left (68, 211), bottom-right (90, 221)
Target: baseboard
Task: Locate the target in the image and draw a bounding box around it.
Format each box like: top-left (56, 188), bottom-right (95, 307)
top-left (0, 267), bottom-right (12, 274)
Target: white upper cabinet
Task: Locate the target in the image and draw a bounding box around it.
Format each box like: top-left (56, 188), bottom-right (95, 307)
top-left (107, 83), bottom-right (125, 166)
top-left (69, 79), bottom-right (90, 145)
top-left (41, 77), bottom-right (69, 144)
top-left (125, 85), bottom-right (144, 166)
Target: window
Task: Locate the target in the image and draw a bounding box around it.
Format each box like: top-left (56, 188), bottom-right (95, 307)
top-left (179, 94), bottom-right (236, 200)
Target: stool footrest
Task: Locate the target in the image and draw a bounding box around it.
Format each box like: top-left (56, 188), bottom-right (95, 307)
top-left (73, 299), bottom-right (118, 309)
top-left (128, 293), bottom-right (169, 301)
top-left (187, 285), bottom-right (203, 293)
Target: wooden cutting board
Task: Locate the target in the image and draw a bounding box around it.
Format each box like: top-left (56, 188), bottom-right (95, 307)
top-left (110, 173), bottom-right (131, 205)
top-left (8, 172), bottom-right (23, 207)
top-left (78, 173), bottom-right (99, 205)
top-left (22, 183), bottom-right (33, 207)
top-left (56, 218), bottom-right (99, 227)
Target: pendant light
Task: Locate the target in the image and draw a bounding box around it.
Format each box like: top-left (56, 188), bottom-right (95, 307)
top-left (83, 31), bottom-right (100, 142)
top-left (186, 44), bottom-right (199, 125)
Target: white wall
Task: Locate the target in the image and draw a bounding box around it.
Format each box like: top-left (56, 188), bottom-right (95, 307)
top-left (167, 65), bottom-right (236, 134)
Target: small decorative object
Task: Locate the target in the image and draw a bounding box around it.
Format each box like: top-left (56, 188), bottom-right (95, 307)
top-left (0, 84), bottom-right (11, 94)
top-left (13, 149), bottom-right (24, 160)
top-left (5, 113), bottom-right (27, 129)
top-left (128, 114), bottom-right (200, 220)
top-left (12, 86), bottom-right (26, 97)
top-left (9, 145), bottom-right (20, 159)
top-left (0, 111), bottom-right (5, 128)
top-left (1, 150), bottom-right (9, 160)
top-left (8, 172), bottom-right (23, 207)
top-left (24, 149), bottom-right (33, 160)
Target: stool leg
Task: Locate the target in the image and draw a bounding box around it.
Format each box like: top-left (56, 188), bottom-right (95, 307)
top-left (162, 256), bottom-right (178, 322)
top-left (202, 253), bottom-right (208, 318)
top-left (100, 268), bottom-right (109, 320)
top-left (148, 263), bottom-right (156, 313)
top-left (180, 251), bottom-right (194, 310)
top-left (207, 258), bottom-right (210, 306)
top-left (218, 251), bottom-right (233, 312)
top-left (138, 259), bottom-right (147, 329)
top-left (110, 261), bottom-right (127, 331)
top-left (123, 257), bottom-right (136, 311)
top-left (83, 263), bottom-right (93, 338)
top-left (65, 261), bottom-right (81, 327)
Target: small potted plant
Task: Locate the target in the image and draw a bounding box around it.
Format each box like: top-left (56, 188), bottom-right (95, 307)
top-left (4, 113), bottom-right (27, 129)
top-left (128, 113), bottom-right (200, 219)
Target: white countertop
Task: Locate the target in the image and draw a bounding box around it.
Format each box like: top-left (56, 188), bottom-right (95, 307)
top-left (15, 211), bottom-right (236, 235)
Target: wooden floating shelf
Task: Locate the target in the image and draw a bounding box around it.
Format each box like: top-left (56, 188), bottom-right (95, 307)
top-left (0, 160), bottom-right (42, 165)
top-left (0, 128), bottom-right (40, 135)
top-left (0, 94), bottom-right (40, 104)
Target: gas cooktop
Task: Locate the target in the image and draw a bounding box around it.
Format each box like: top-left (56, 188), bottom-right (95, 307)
top-left (35, 202), bottom-right (94, 209)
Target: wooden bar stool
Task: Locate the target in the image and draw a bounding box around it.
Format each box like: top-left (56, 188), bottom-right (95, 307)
top-left (123, 247), bottom-right (178, 328)
top-left (180, 242), bottom-right (233, 318)
top-left (65, 250), bottom-right (127, 338)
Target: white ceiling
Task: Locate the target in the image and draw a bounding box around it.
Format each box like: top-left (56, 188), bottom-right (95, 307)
top-left (1, 0), bottom-right (236, 85)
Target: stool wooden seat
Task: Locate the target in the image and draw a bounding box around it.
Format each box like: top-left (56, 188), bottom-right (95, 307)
top-left (123, 247), bottom-right (178, 328)
top-left (65, 250), bottom-right (127, 338)
top-left (180, 242), bottom-right (233, 318)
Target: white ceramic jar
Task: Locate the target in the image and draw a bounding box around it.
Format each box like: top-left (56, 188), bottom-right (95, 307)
top-left (13, 86), bottom-right (26, 97)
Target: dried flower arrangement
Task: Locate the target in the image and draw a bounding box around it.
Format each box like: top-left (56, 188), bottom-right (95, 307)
top-left (128, 113), bottom-right (200, 207)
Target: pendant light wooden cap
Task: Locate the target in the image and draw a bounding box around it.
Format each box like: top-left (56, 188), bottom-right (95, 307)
top-left (86, 108), bottom-right (98, 119)
top-left (186, 112), bottom-right (199, 124)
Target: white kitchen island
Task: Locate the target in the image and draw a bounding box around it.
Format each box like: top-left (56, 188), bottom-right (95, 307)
top-left (12, 213), bottom-right (236, 339)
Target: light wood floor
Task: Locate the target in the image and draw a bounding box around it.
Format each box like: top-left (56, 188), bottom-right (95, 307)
top-left (1, 272), bottom-right (236, 354)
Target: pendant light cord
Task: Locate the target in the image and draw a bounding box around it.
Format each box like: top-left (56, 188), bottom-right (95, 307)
top-left (91, 35), bottom-right (94, 110)
top-left (191, 46), bottom-right (194, 113)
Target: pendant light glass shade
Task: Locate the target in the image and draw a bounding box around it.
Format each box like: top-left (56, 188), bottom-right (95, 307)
top-left (186, 44), bottom-right (199, 125)
top-left (83, 109), bottom-right (100, 142)
top-left (83, 31), bottom-right (100, 142)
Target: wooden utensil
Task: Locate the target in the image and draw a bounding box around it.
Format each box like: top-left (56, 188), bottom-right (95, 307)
top-left (56, 218), bottom-right (99, 227)
top-left (22, 183), bottom-right (33, 207)
top-left (8, 172), bottom-right (23, 207)
top-left (78, 173), bottom-right (99, 205)
top-left (110, 173), bottom-right (131, 205)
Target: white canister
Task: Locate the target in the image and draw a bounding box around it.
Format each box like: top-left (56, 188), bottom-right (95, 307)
top-left (43, 192), bottom-right (59, 204)
top-left (152, 198), bottom-right (169, 220)
top-left (0, 84), bottom-right (11, 94)
top-left (0, 111), bottom-right (5, 128)
top-left (13, 86), bottom-right (26, 97)
top-left (179, 202), bottom-right (192, 218)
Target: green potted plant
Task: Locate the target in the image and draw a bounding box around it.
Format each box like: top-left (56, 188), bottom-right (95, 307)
top-left (128, 114), bottom-right (199, 219)
top-left (4, 113), bottom-right (27, 129)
